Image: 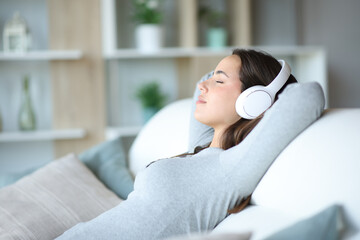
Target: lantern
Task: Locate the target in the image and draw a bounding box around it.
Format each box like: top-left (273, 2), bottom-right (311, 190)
top-left (3, 12), bottom-right (31, 53)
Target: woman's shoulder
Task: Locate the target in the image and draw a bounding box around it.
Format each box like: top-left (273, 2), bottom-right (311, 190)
top-left (282, 82), bottom-right (324, 98)
top-left (277, 82), bottom-right (325, 111)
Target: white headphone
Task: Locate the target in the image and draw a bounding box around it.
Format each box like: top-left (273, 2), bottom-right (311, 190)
top-left (235, 60), bottom-right (291, 120)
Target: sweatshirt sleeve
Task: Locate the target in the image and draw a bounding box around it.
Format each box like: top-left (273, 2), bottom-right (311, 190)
top-left (219, 82), bottom-right (325, 194)
top-left (188, 71), bottom-right (214, 153)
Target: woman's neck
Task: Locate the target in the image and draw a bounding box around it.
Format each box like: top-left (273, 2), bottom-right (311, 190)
top-left (209, 129), bottom-right (224, 148)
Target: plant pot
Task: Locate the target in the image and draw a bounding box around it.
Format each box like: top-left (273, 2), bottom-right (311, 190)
top-left (207, 28), bottom-right (227, 49)
top-left (135, 24), bottom-right (163, 53)
top-left (142, 107), bottom-right (158, 124)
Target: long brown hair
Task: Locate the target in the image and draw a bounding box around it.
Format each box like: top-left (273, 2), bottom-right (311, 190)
top-left (220, 49), bottom-right (298, 150)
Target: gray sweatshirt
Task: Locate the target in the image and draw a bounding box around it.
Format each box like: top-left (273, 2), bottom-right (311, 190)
top-left (58, 76), bottom-right (325, 240)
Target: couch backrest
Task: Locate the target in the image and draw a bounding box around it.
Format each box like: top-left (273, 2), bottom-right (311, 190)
top-left (129, 98), bottom-right (192, 176)
top-left (251, 108), bottom-right (360, 238)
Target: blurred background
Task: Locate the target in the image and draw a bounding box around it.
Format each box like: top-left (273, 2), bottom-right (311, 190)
top-left (0, 0), bottom-right (359, 172)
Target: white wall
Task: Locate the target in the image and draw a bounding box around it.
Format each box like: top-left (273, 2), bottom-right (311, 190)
top-left (252, 0), bottom-right (360, 108)
top-left (252, 0), bottom-right (298, 45)
top-left (298, 0), bottom-right (360, 107)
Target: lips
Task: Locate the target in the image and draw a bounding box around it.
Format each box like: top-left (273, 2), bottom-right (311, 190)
top-left (196, 96), bottom-right (206, 104)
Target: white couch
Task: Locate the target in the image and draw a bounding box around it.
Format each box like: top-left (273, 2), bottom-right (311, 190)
top-left (128, 98), bottom-right (360, 240)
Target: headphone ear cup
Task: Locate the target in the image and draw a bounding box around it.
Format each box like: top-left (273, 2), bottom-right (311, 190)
top-left (235, 59), bottom-right (290, 119)
top-left (235, 86), bottom-right (274, 119)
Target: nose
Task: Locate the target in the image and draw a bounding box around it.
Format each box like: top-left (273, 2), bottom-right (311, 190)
top-left (198, 80), bottom-right (208, 93)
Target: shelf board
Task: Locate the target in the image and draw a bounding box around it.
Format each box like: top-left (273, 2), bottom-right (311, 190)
top-left (105, 47), bottom-right (232, 59)
top-left (104, 46), bottom-right (325, 59)
top-left (106, 126), bottom-right (142, 140)
top-left (0, 129), bottom-right (86, 142)
top-left (0, 50), bottom-right (83, 61)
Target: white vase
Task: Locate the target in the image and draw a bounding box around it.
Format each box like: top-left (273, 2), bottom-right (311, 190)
top-left (135, 24), bottom-right (163, 53)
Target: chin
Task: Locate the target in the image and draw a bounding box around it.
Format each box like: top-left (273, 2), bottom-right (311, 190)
top-left (194, 112), bottom-right (207, 125)
top-left (194, 112), bottom-right (201, 122)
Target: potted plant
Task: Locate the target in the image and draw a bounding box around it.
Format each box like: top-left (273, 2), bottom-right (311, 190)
top-left (199, 6), bottom-right (227, 48)
top-left (131, 0), bottom-right (163, 53)
top-left (135, 81), bottom-right (167, 123)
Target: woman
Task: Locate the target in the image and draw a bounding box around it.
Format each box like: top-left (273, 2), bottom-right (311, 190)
top-left (58, 49), bottom-right (325, 239)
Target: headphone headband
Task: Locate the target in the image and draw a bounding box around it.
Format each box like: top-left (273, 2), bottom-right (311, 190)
top-left (265, 60), bottom-right (291, 95)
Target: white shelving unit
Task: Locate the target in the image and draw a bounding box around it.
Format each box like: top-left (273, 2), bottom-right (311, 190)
top-left (106, 126), bottom-right (142, 140)
top-left (0, 50), bottom-right (83, 61)
top-left (105, 47), bottom-right (233, 59)
top-left (0, 49), bottom-right (84, 143)
top-left (0, 129), bottom-right (86, 142)
top-left (0, 0), bottom-right (100, 172)
top-left (104, 46), bottom-right (324, 59)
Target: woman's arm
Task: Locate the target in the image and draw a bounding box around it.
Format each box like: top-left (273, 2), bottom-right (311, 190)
top-left (188, 71), bottom-right (215, 153)
top-left (220, 82), bottom-right (325, 194)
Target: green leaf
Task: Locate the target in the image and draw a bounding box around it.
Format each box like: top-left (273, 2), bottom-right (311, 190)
top-left (135, 81), bottom-right (167, 109)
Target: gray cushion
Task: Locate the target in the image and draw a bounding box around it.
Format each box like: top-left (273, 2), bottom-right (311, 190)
top-left (78, 136), bottom-right (134, 199)
top-left (0, 154), bottom-right (121, 240)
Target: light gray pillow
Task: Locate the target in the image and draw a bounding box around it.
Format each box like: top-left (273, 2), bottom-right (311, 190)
top-left (0, 154), bottom-right (122, 240)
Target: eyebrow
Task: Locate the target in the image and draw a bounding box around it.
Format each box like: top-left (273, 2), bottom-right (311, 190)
top-left (215, 70), bottom-right (229, 78)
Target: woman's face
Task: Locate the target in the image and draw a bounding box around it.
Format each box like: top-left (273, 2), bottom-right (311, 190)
top-left (195, 55), bottom-right (242, 130)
